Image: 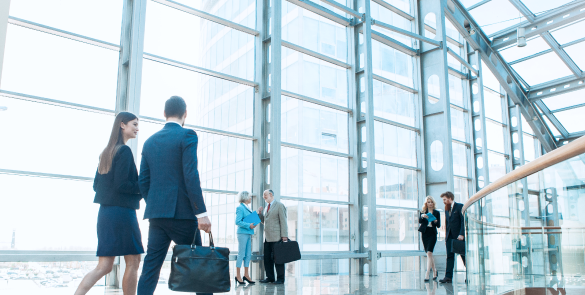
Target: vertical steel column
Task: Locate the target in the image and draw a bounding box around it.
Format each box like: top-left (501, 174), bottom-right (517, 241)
top-left (419, 0), bottom-right (455, 199)
top-left (346, 3), bottom-right (361, 277)
top-left (252, 0), bottom-right (267, 280)
top-left (109, 0), bottom-right (147, 287)
top-left (0, 0), bottom-right (11, 87)
top-left (468, 51), bottom-right (490, 198)
top-left (116, 0), bottom-right (147, 155)
top-left (354, 0), bottom-right (378, 276)
top-left (265, 0), bottom-right (282, 201)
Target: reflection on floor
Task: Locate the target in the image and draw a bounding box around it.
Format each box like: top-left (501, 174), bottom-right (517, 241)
top-left (0, 271), bottom-right (468, 295)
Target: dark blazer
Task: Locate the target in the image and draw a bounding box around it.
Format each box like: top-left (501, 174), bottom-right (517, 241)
top-left (139, 123), bottom-right (206, 220)
top-left (445, 202), bottom-right (465, 239)
top-left (93, 145), bottom-right (142, 209)
top-left (419, 209), bottom-right (441, 234)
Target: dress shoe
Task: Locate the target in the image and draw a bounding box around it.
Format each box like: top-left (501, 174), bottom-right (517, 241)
top-left (439, 278), bottom-right (452, 284)
top-left (259, 279), bottom-right (275, 284)
top-left (243, 276), bottom-right (255, 284)
top-left (433, 270), bottom-right (438, 280)
top-left (235, 277), bottom-right (245, 285)
top-left (272, 280), bottom-right (285, 285)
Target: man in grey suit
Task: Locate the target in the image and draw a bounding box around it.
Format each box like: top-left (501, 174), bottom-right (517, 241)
top-left (256, 189), bottom-right (288, 284)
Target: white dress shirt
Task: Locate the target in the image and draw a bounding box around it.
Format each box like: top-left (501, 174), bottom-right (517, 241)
top-left (166, 121), bottom-right (207, 219)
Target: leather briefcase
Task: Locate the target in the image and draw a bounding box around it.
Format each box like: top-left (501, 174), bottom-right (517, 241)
top-left (273, 239), bottom-right (301, 264)
top-left (451, 239), bottom-right (465, 255)
top-left (169, 232), bottom-right (230, 293)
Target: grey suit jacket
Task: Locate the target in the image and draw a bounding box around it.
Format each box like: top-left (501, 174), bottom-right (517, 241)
top-left (259, 200), bottom-right (288, 242)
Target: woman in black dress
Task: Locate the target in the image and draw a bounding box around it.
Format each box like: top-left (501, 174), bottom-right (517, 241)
top-left (420, 196), bottom-right (441, 282)
top-left (75, 112), bottom-right (143, 295)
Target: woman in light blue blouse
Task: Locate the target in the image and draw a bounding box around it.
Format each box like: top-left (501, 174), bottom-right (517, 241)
top-left (234, 191), bottom-right (256, 285)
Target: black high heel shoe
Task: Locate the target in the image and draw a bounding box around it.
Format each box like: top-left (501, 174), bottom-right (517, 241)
top-left (243, 276), bottom-right (256, 284)
top-left (235, 277), bottom-right (245, 285)
top-left (424, 271), bottom-right (430, 282)
top-left (433, 270), bottom-right (438, 280)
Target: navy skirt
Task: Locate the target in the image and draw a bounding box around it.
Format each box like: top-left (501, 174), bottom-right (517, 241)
top-left (96, 205), bottom-right (144, 257)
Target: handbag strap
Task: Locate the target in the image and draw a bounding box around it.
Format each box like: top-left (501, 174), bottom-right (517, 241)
top-left (191, 231), bottom-right (215, 248)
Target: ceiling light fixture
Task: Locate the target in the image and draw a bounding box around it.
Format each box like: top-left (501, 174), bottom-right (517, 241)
top-left (517, 27), bottom-right (526, 47)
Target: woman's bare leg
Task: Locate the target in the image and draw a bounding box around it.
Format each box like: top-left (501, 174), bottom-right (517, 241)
top-left (74, 256), bottom-right (115, 295)
top-left (122, 254), bottom-right (141, 295)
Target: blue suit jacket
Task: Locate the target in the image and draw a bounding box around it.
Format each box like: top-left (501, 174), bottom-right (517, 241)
top-left (445, 202), bottom-right (465, 240)
top-left (139, 123), bottom-right (206, 220)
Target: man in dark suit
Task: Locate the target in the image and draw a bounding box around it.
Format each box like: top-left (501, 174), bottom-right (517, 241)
top-left (439, 191), bottom-right (466, 284)
top-left (137, 96), bottom-right (211, 295)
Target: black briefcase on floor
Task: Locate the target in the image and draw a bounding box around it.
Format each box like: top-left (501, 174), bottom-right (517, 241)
top-left (169, 232), bottom-right (230, 293)
top-left (273, 239), bottom-right (301, 264)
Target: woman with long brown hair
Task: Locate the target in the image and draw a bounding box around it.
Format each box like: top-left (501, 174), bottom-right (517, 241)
top-left (75, 112), bottom-right (144, 295)
top-left (419, 196), bottom-right (441, 282)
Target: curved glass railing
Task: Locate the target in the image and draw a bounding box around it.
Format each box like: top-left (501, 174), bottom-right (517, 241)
top-left (464, 136), bottom-right (585, 295)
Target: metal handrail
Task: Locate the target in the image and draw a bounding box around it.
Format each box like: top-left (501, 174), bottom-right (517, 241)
top-left (462, 135), bottom-right (585, 212)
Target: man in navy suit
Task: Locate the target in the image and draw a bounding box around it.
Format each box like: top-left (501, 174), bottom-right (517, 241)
top-left (137, 96), bottom-right (211, 295)
top-left (439, 191), bottom-right (466, 284)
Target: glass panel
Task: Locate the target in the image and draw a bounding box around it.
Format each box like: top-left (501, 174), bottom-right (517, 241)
top-left (484, 89), bottom-right (503, 122)
top-left (551, 20), bottom-right (585, 45)
top-left (520, 0), bottom-right (575, 16)
top-left (281, 147), bottom-right (349, 202)
top-left (282, 47), bottom-right (349, 107)
top-left (377, 209), bottom-right (417, 250)
top-left (468, 0), bottom-right (527, 35)
top-left (1, 25), bottom-right (119, 110)
top-left (144, 1), bottom-right (255, 80)
top-left (541, 115), bottom-right (561, 137)
top-left (281, 96), bottom-right (348, 153)
top-left (140, 60), bottom-right (254, 135)
top-left (460, 0), bottom-right (484, 8)
top-left (450, 108), bottom-right (466, 142)
top-left (0, 174), bottom-right (97, 250)
top-left (499, 37), bottom-right (549, 62)
top-left (0, 96), bottom-right (112, 177)
top-left (374, 121), bottom-right (417, 167)
top-left (371, 2), bottom-right (413, 47)
top-left (282, 200), bottom-right (349, 251)
top-left (488, 153), bottom-right (507, 182)
top-left (453, 177), bottom-right (469, 203)
top-left (541, 89), bottom-right (585, 111)
top-left (9, 0), bottom-right (123, 44)
top-left (523, 134), bottom-right (536, 162)
top-left (564, 42), bottom-right (585, 71)
top-left (449, 74), bottom-right (464, 107)
top-left (481, 61), bottom-right (501, 92)
top-left (486, 121), bottom-right (505, 154)
top-left (512, 52), bottom-right (574, 86)
top-left (372, 39), bottom-right (415, 88)
top-left (174, 0), bottom-right (256, 28)
top-left (282, 2), bottom-right (348, 62)
top-left (555, 106), bottom-right (585, 133)
top-left (453, 143), bottom-right (468, 177)
top-left (375, 164), bottom-right (418, 208)
top-left (373, 80), bottom-right (416, 126)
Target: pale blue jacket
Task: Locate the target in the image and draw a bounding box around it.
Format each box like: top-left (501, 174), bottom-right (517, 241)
top-left (235, 203), bottom-right (255, 235)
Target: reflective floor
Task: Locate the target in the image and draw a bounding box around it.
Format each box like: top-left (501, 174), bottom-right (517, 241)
top-left (0, 271), bottom-right (468, 295)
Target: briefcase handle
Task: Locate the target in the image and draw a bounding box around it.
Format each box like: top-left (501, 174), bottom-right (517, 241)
top-left (191, 232), bottom-right (215, 249)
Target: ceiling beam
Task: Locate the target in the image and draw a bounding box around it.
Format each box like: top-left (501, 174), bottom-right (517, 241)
top-left (445, 0), bottom-right (558, 151)
top-left (540, 32), bottom-right (583, 77)
top-left (529, 75), bottom-right (585, 100)
top-left (533, 100), bottom-right (569, 138)
top-left (490, 1), bottom-right (585, 50)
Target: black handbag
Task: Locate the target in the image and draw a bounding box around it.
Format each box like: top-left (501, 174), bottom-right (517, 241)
top-left (273, 239), bottom-right (301, 264)
top-left (450, 239), bottom-right (465, 255)
top-left (168, 232), bottom-right (230, 293)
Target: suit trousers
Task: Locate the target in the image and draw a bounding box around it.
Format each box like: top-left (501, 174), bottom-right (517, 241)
top-left (264, 240), bottom-right (285, 282)
top-left (445, 237), bottom-right (466, 279)
top-left (137, 218), bottom-right (210, 295)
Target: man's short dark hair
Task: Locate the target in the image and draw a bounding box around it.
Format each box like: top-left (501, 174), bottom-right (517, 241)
top-left (164, 96), bottom-right (187, 119)
top-left (440, 191), bottom-right (455, 200)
